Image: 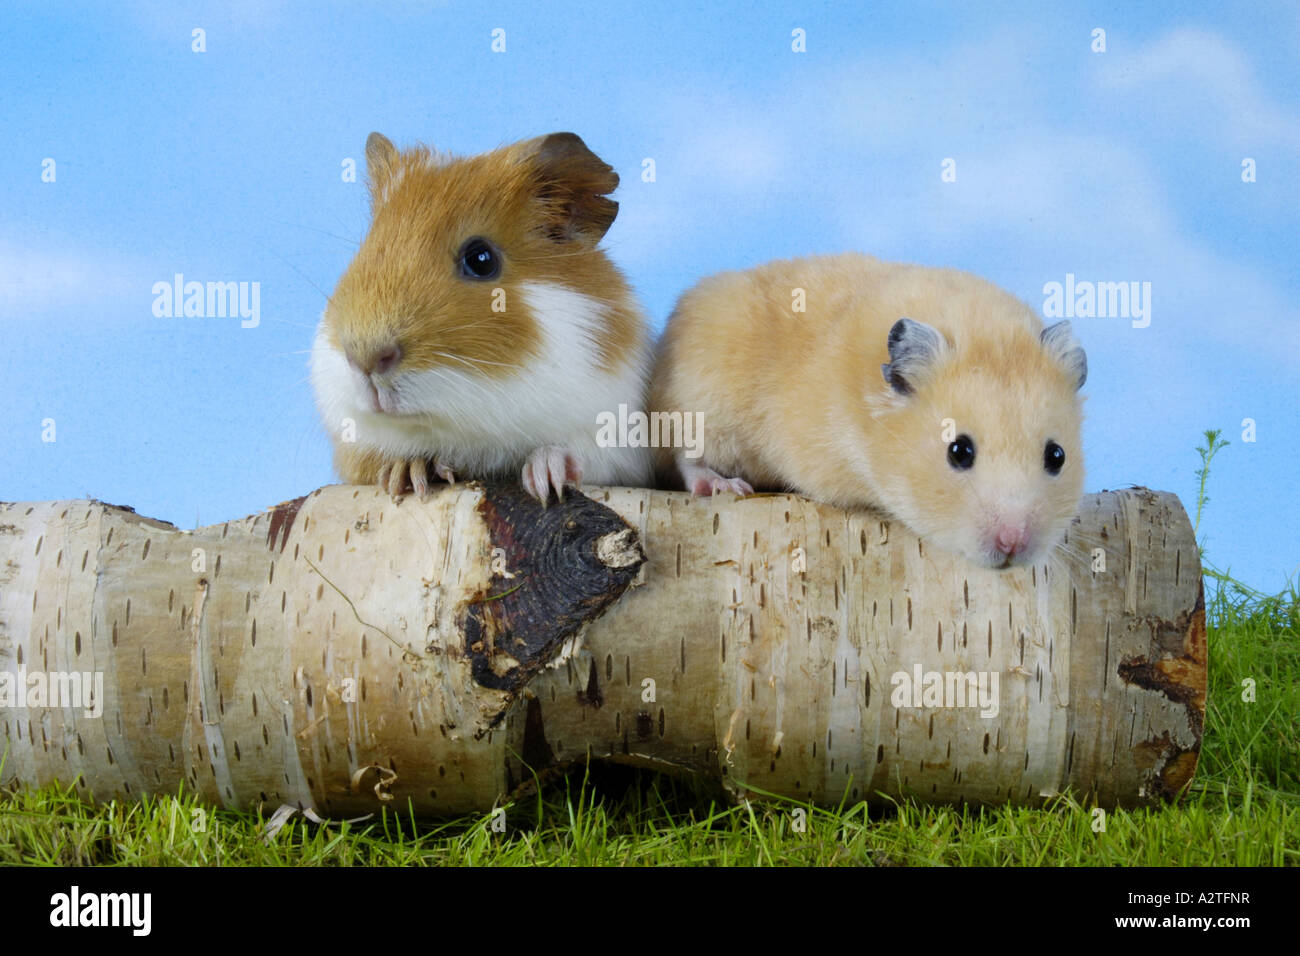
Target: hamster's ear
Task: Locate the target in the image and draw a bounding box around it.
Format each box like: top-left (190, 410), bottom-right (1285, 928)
top-left (881, 317), bottom-right (947, 395)
top-left (1040, 320), bottom-right (1088, 390)
top-left (365, 132), bottom-right (399, 208)
top-left (520, 132), bottom-right (620, 244)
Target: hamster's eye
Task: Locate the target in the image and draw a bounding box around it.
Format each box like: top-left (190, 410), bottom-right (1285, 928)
top-left (458, 238), bottom-right (501, 280)
top-left (1044, 440), bottom-right (1065, 475)
top-left (947, 434), bottom-right (976, 470)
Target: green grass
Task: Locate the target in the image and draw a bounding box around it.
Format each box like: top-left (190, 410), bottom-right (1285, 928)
top-left (2, 431), bottom-right (1296, 866)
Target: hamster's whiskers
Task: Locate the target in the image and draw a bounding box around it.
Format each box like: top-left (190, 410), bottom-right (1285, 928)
top-left (1044, 534), bottom-right (1108, 590)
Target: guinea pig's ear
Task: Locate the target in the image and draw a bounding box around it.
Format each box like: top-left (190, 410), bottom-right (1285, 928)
top-left (881, 317), bottom-right (947, 395)
top-left (521, 132), bottom-right (620, 244)
top-left (364, 132), bottom-right (399, 209)
top-left (1040, 320), bottom-right (1088, 390)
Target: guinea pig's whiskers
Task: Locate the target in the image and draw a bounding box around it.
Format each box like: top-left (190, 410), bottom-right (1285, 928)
top-left (432, 350), bottom-right (524, 372)
top-left (265, 375), bottom-right (316, 406)
top-left (267, 217), bottom-right (361, 247)
top-left (511, 248), bottom-right (601, 263)
top-left (432, 320), bottom-right (500, 336)
top-left (270, 250), bottom-right (337, 307)
top-left (254, 317), bottom-right (322, 330)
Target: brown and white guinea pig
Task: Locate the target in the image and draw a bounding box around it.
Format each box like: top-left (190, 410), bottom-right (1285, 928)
top-left (311, 131), bottom-right (652, 502)
top-left (649, 252), bottom-right (1088, 570)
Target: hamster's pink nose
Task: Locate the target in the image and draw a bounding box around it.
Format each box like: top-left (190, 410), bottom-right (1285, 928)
top-left (994, 523), bottom-right (1029, 558)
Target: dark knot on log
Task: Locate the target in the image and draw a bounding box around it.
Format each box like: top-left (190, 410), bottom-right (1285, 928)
top-left (462, 485), bottom-right (646, 699)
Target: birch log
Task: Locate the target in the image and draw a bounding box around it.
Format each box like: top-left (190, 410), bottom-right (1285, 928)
top-left (0, 484), bottom-right (1204, 814)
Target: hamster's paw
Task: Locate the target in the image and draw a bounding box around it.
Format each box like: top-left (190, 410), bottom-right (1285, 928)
top-left (523, 444), bottom-right (582, 505)
top-left (377, 457), bottom-right (456, 499)
top-left (681, 463), bottom-right (754, 498)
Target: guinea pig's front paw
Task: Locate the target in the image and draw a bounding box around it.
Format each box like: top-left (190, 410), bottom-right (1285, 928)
top-left (376, 457), bottom-right (457, 499)
top-left (522, 445), bottom-right (582, 505)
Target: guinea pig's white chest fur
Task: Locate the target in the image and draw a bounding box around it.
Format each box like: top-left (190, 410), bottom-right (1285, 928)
top-left (311, 280), bottom-right (649, 482)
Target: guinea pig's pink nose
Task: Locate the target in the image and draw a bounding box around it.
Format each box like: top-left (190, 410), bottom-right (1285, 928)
top-left (372, 343), bottom-right (402, 376)
top-left (994, 523), bottom-right (1029, 557)
top-left (346, 341), bottom-right (403, 377)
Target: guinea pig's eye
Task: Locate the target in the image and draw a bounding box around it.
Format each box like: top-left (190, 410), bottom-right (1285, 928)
top-left (947, 434), bottom-right (976, 470)
top-left (458, 238), bottom-right (501, 281)
top-left (1044, 440), bottom-right (1065, 475)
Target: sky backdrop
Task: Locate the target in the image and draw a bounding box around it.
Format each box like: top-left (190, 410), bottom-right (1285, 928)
top-left (2, 0), bottom-right (1297, 591)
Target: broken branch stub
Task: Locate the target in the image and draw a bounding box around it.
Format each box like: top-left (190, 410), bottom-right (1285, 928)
top-left (0, 485), bottom-right (1204, 815)
top-left (465, 485), bottom-right (646, 698)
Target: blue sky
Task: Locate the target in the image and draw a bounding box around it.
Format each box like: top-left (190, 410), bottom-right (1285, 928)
top-left (1, 0), bottom-right (1297, 591)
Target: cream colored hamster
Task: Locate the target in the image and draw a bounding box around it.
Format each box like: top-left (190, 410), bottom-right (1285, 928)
top-left (311, 131), bottom-right (652, 502)
top-left (649, 252), bottom-right (1088, 569)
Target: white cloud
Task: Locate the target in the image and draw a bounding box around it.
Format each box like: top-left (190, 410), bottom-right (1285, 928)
top-left (1096, 27), bottom-right (1300, 152)
top-left (0, 242), bottom-right (144, 318)
top-left (679, 121), bottom-right (788, 190)
top-left (612, 25), bottom-right (1300, 369)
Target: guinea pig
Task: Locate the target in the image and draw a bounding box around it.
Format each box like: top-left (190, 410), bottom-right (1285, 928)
top-left (648, 252), bottom-right (1088, 570)
top-left (311, 131), bottom-right (652, 503)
